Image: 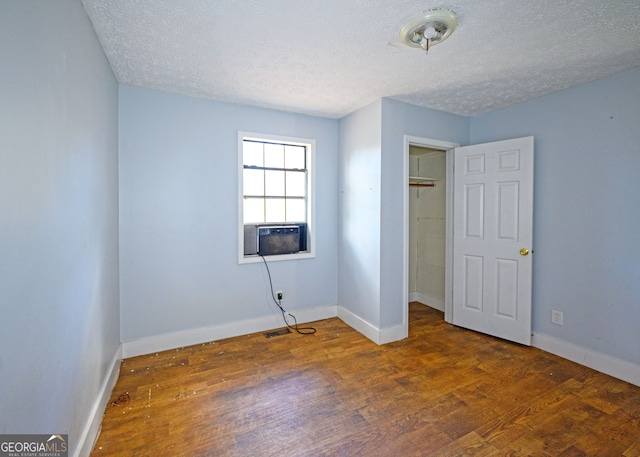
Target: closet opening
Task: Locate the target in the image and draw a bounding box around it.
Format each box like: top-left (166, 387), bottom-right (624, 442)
top-left (408, 145), bottom-right (447, 313)
top-left (402, 135), bottom-right (459, 337)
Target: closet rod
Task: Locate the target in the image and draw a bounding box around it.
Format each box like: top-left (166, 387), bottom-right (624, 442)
top-left (409, 183), bottom-right (436, 187)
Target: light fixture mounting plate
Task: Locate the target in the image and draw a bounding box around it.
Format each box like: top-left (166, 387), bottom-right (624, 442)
top-left (400, 9), bottom-right (458, 49)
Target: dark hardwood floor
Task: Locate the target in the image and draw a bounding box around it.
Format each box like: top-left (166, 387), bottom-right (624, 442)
top-left (91, 303), bottom-right (640, 456)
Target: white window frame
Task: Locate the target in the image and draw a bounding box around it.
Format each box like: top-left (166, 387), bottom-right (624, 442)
top-left (238, 131), bottom-right (316, 264)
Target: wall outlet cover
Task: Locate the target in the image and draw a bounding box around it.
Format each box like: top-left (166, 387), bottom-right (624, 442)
top-left (551, 310), bottom-right (564, 326)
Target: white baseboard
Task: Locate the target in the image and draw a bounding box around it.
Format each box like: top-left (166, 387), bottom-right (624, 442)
top-left (337, 306), bottom-right (406, 345)
top-left (75, 346), bottom-right (122, 457)
top-left (122, 305), bottom-right (338, 358)
top-left (408, 292), bottom-right (445, 312)
top-left (532, 332), bottom-right (640, 387)
top-left (378, 323), bottom-right (408, 345)
top-left (337, 307), bottom-right (380, 343)
top-left (122, 303), bottom-right (408, 359)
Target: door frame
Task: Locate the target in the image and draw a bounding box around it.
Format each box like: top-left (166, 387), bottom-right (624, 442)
top-left (403, 135), bottom-right (459, 335)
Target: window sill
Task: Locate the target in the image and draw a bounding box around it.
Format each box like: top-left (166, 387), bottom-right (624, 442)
top-left (239, 251), bottom-right (315, 265)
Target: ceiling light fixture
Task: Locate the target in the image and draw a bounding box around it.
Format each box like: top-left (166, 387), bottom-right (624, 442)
top-left (400, 9), bottom-right (458, 55)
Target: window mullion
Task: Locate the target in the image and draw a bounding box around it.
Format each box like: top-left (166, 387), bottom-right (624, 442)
top-left (283, 169), bottom-right (287, 221)
top-left (262, 166), bottom-right (266, 223)
top-left (244, 195), bottom-right (304, 199)
top-left (244, 165), bottom-right (305, 172)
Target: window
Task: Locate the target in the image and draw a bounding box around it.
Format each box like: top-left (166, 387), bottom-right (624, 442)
top-left (238, 132), bottom-right (315, 263)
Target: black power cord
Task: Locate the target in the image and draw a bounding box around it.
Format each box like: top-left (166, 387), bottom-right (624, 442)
top-left (260, 255), bottom-right (316, 335)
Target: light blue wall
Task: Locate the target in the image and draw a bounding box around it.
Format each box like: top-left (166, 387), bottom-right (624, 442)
top-left (0, 0), bottom-right (120, 450)
top-left (338, 101), bottom-right (383, 327)
top-left (380, 99), bottom-right (469, 328)
top-left (338, 99), bottom-right (469, 331)
top-left (470, 66), bottom-right (640, 365)
top-left (118, 86), bottom-right (339, 342)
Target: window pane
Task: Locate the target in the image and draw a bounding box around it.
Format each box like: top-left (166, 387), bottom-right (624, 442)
top-left (265, 198), bottom-right (285, 223)
top-left (286, 199), bottom-right (306, 222)
top-left (243, 141), bottom-right (263, 167)
top-left (244, 198), bottom-right (264, 223)
top-left (243, 169), bottom-right (264, 196)
top-left (264, 143), bottom-right (284, 168)
top-left (265, 170), bottom-right (285, 196)
top-left (285, 145), bottom-right (305, 169)
top-left (286, 171), bottom-right (306, 197)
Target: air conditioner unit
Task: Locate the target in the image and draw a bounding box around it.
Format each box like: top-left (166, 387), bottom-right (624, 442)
top-left (257, 225), bottom-right (300, 256)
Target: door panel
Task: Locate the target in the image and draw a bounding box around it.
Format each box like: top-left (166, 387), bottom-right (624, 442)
top-left (497, 181), bottom-right (519, 240)
top-left (496, 258), bottom-right (518, 318)
top-left (465, 184), bottom-right (484, 239)
top-left (463, 255), bottom-right (484, 311)
top-left (453, 137), bottom-right (534, 345)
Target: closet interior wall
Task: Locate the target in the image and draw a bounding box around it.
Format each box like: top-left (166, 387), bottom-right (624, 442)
top-left (408, 146), bottom-right (446, 310)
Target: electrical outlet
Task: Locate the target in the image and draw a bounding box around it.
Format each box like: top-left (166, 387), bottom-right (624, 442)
top-left (276, 291), bottom-right (283, 300)
top-left (551, 310), bottom-right (564, 326)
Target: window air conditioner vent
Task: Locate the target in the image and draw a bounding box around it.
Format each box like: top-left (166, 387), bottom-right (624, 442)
top-left (257, 226), bottom-right (300, 256)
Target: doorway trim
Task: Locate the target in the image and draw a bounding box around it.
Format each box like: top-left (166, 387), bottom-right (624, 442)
top-left (403, 135), bottom-right (459, 336)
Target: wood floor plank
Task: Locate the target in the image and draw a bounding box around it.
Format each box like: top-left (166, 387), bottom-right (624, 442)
top-left (91, 303), bottom-right (640, 456)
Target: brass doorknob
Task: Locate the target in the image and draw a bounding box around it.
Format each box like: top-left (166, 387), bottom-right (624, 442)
top-left (520, 248), bottom-right (529, 256)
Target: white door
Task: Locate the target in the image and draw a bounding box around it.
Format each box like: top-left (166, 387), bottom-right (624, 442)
top-left (452, 137), bottom-right (534, 345)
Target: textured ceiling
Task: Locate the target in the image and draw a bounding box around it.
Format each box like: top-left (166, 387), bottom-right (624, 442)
top-left (83, 0), bottom-right (640, 119)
